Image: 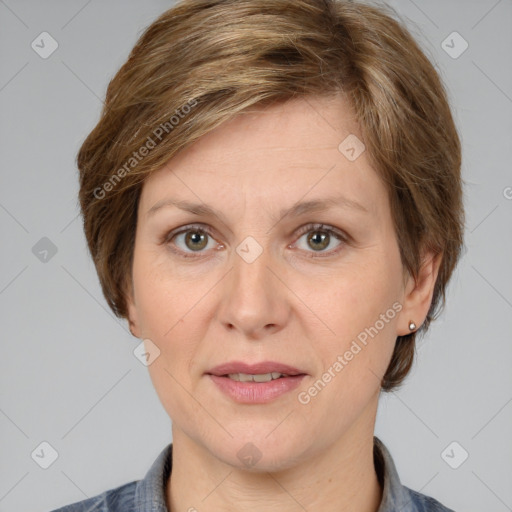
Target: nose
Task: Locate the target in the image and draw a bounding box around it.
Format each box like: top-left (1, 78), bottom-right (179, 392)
top-left (215, 242), bottom-right (291, 340)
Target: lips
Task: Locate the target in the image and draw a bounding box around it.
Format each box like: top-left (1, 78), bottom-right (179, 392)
top-left (206, 361), bottom-right (308, 403)
top-left (207, 361), bottom-right (306, 377)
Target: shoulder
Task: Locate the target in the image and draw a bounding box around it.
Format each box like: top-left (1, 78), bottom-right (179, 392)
top-left (49, 443), bottom-right (173, 512)
top-left (403, 485), bottom-right (456, 512)
top-left (373, 436), bottom-right (456, 512)
top-left (49, 480), bottom-right (137, 511)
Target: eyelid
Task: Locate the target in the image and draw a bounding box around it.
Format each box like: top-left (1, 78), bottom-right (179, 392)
top-left (290, 222), bottom-right (347, 258)
top-left (162, 222), bottom-right (348, 258)
top-left (161, 223), bottom-right (221, 259)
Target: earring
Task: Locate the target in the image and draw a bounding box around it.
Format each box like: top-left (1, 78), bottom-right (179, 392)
top-left (408, 321), bottom-right (417, 331)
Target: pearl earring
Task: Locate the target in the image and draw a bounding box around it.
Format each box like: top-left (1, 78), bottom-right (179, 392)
top-left (408, 321), bottom-right (417, 331)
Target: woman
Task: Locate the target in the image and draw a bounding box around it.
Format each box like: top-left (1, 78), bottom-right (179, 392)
top-left (52, 0), bottom-right (464, 510)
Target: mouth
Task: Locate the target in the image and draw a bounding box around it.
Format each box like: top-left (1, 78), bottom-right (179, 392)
top-left (207, 360), bottom-right (306, 378)
top-left (224, 372), bottom-right (295, 382)
top-left (206, 361), bottom-right (307, 404)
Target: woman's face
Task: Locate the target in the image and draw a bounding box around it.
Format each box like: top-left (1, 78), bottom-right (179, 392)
top-left (127, 94), bottom-right (424, 470)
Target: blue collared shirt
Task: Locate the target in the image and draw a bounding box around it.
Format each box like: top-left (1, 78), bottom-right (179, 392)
top-left (50, 436), bottom-right (455, 511)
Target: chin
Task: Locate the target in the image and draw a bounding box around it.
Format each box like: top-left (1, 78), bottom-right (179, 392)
top-left (204, 429), bottom-right (310, 473)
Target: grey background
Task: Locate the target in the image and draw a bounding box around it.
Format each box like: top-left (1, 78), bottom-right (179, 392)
top-left (0, 0), bottom-right (511, 511)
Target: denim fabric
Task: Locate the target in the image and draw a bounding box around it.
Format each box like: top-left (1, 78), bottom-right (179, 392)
top-left (50, 436), bottom-right (455, 511)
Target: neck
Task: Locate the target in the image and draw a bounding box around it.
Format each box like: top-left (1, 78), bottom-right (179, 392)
top-left (166, 405), bottom-right (382, 512)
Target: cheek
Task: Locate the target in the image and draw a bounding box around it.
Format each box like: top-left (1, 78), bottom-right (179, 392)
top-left (306, 256), bottom-right (402, 383)
top-left (132, 243), bottom-right (191, 333)
top-left (319, 258), bottom-right (400, 331)
top-left (131, 247), bottom-right (203, 396)
top-left (134, 260), bottom-right (202, 422)
top-left (296, 278), bottom-right (399, 427)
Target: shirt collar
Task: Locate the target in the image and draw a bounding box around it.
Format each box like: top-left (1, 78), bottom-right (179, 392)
top-left (134, 436), bottom-right (413, 512)
top-left (134, 443), bottom-right (173, 511)
top-left (374, 436), bottom-right (417, 511)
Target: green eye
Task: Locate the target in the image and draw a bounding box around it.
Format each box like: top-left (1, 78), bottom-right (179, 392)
top-left (182, 230), bottom-right (209, 251)
top-left (164, 222), bottom-right (347, 259)
top-left (293, 223), bottom-right (346, 257)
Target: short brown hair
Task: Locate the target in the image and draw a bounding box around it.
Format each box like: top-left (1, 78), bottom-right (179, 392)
top-left (77, 0), bottom-right (464, 391)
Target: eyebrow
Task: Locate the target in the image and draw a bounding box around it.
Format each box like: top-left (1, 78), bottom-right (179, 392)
top-left (146, 195), bottom-right (369, 224)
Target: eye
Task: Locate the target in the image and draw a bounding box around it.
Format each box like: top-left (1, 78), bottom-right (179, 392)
top-left (292, 223), bottom-right (346, 257)
top-left (162, 222), bottom-right (347, 259)
top-left (164, 224), bottom-right (220, 258)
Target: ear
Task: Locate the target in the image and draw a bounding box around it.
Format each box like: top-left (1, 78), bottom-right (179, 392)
top-left (125, 279), bottom-right (142, 339)
top-left (397, 251), bottom-right (442, 336)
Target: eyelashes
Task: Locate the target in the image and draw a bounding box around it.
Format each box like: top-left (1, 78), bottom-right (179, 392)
top-left (162, 222), bottom-right (349, 259)
top-left (292, 223), bottom-right (347, 258)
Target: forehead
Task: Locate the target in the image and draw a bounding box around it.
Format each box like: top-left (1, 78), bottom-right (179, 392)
top-left (139, 94), bottom-right (385, 219)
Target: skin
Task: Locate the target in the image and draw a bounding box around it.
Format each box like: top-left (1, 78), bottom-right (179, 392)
top-left (126, 93), bottom-right (441, 512)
